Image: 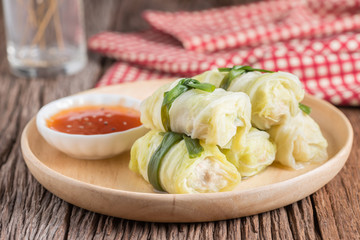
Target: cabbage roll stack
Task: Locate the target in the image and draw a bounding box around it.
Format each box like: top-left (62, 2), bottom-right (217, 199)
top-left (194, 68), bottom-right (305, 130)
top-left (140, 79), bottom-right (251, 148)
top-left (130, 130), bottom-right (241, 194)
top-left (268, 112), bottom-right (328, 169)
top-left (222, 128), bottom-right (276, 177)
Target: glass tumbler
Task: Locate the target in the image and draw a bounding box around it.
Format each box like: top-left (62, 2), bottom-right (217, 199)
top-left (2, 0), bottom-right (87, 77)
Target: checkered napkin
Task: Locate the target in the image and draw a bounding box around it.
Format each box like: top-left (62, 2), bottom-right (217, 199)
top-left (89, 0), bottom-right (360, 106)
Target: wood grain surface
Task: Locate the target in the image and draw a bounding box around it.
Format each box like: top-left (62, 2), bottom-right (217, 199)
top-left (0, 0), bottom-right (359, 239)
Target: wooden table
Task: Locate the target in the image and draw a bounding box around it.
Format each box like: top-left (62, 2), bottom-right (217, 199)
top-left (1, 1), bottom-right (359, 239)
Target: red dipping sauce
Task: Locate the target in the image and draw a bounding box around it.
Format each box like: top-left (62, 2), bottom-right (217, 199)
top-left (46, 105), bottom-right (142, 135)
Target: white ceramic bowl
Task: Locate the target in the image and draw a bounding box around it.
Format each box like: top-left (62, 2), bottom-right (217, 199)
top-left (36, 93), bottom-right (148, 160)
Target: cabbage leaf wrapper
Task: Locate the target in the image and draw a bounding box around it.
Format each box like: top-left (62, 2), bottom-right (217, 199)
top-left (268, 112), bottom-right (328, 169)
top-left (194, 69), bottom-right (305, 130)
top-left (222, 128), bottom-right (276, 177)
top-left (140, 79), bottom-right (252, 148)
top-left (130, 130), bottom-right (241, 194)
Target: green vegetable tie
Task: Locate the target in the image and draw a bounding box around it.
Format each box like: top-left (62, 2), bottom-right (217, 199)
top-left (148, 132), bottom-right (205, 192)
top-left (161, 78), bottom-right (215, 131)
top-left (299, 103), bottom-right (311, 115)
top-left (219, 65), bottom-right (274, 90)
top-left (183, 135), bottom-right (204, 159)
top-left (147, 132), bottom-right (183, 192)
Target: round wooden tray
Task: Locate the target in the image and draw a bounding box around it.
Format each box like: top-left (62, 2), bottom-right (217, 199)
top-left (21, 80), bottom-right (353, 223)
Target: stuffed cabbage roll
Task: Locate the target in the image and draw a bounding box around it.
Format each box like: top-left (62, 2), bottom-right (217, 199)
top-left (140, 79), bottom-right (251, 148)
top-left (268, 112), bottom-right (328, 169)
top-left (194, 68), bottom-right (227, 87)
top-left (194, 68), bottom-right (305, 130)
top-left (130, 130), bottom-right (241, 194)
top-left (222, 128), bottom-right (276, 177)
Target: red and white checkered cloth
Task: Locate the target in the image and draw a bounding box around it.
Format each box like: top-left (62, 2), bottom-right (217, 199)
top-left (96, 62), bottom-right (177, 87)
top-left (89, 0), bottom-right (360, 106)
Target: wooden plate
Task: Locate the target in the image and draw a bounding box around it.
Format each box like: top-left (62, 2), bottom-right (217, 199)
top-left (21, 80), bottom-right (353, 223)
